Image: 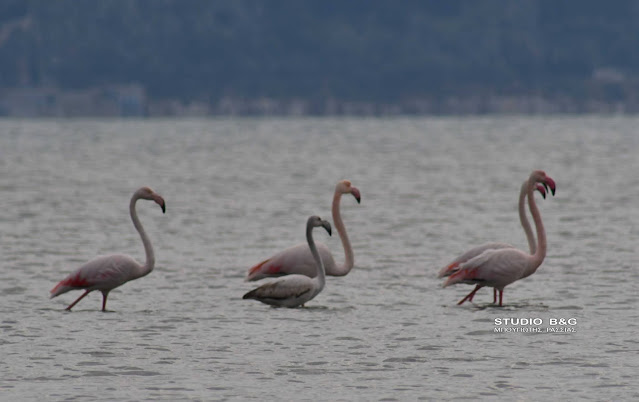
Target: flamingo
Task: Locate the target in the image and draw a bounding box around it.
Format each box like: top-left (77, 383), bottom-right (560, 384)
top-left (246, 180), bottom-right (360, 281)
top-left (438, 181), bottom-right (549, 303)
top-left (243, 215), bottom-right (332, 308)
top-left (50, 186), bottom-right (166, 311)
top-left (442, 170), bottom-right (556, 306)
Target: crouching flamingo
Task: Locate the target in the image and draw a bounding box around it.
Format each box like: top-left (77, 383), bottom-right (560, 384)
top-left (243, 216), bottom-right (332, 308)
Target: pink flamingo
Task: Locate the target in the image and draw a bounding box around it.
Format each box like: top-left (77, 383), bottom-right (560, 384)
top-left (243, 216), bottom-right (332, 308)
top-left (50, 187), bottom-right (166, 311)
top-left (442, 171), bottom-right (556, 306)
top-left (246, 180), bottom-right (360, 281)
top-left (438, 180), bottom-right (549, 303)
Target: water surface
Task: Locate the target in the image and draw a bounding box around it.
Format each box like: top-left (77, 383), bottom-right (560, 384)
top-left (1, 117), bottom-right (638, 400)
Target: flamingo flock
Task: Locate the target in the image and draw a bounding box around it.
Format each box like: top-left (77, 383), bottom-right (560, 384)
top-left (48, 172), bottom-right (556, 311)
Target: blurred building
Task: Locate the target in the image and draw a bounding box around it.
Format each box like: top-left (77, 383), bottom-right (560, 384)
top-left (0, 84), bottom-right (147, 117)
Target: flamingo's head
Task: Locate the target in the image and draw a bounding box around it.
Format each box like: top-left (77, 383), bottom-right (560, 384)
top-left (308, 215), bottom-right (332, 236)
top-left (136, 186), bottom-right (166, 213)
top-left (337, 180), bottom-right (361, 204)
top-left (530, 171), bottom-right (556, 196)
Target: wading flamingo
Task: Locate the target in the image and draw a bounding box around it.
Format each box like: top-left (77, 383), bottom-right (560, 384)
top-left (243, 216), bottom-right (332, 308)
top-left (246, 180), bottom-right (360, 281)
top-left (442, 171), bottom-right (556, 306)
top-left (438, 180), bottom-right (550, 303)
top-left (50, 186), bottom-right (166, 311)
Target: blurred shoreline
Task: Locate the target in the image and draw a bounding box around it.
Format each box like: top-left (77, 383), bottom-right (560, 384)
top-left (2, 85), bottom-right (638, 117)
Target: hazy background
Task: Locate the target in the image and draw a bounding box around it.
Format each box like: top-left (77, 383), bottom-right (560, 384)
top-left (2, 0), bottom-right (639, 116)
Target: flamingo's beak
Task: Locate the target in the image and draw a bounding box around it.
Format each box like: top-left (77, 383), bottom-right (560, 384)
top-left (154, 196), bottom-right (166, 213)
top-left (545, 177), bottom-right (556, 196)
top-left (536, 184), bottom-right (546, 199)
top-left (322, 220), bottom-right (332, 236)
top-left (351, 187), bottom-right (361, 204)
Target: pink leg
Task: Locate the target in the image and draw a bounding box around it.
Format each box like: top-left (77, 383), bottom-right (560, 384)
top-left (467, 286), bottom-right (480, 302)
top-left (101, 291), bottom-right (109, 312)
top-left (498, 290), bottom-right (503, 307)
top-left (493, 288), bottom-right (497, 304)
top-left (66, 290), bottom-right (91, 311)
top-left (457, 285), bottom-right (482, 305)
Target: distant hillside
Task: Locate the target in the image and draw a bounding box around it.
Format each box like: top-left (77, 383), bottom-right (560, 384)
top-left (2, 0), bottom-right (639, 114)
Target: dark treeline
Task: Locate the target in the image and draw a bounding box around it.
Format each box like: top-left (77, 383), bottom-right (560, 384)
top-left (2, 0), bottom-right (639, 107)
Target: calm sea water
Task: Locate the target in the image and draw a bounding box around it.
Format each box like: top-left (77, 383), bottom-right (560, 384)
top-left (1, 117), bottom-right (638, 400)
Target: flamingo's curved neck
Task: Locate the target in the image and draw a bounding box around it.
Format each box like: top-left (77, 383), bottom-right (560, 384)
top-left (307, 223), bottom-right (325, 291)
top-left (527, 178), bottom-right (546, 271)
top-left (331, 190), bottom-right (354, 275)
top-left (130, 195), bottom-right (154, 278)
top-left (518, 181), bottom-right (536, 255)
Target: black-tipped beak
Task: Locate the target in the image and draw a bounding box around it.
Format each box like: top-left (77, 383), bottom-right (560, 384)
top-left (536, 184), bottom-right (547, 199)
top-left (351, 187), bottom-right (361, 204)
top-left (546, 178), bottom-right (556, 196)
top-left (322, 221), bottom-right (332, 236)
top-left (155, 196), bottom-right (166, 214)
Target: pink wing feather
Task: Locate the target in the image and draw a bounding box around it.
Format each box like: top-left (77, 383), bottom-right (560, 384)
top-left (444, 248), bottom-right (531, 290)
top-left (246, 243), bottom-right (335, 281)
top-left (50, 254), bottom-right (140, 298)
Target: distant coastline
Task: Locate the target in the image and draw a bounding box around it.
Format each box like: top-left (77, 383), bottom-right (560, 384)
top-left (2, 86), bottom-right (638, 117)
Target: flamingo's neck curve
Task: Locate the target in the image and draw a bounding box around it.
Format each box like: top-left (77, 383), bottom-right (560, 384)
top-left (527, 177), bottom-right (546, 272)
top-left (307, 222), bottom-right (325, 292)
top-left (518, 180), bottom-right (536, 255)
top-left (331, 189), bottom-right (354, 275)
top-left (130, 194), bottom-right (154, 278)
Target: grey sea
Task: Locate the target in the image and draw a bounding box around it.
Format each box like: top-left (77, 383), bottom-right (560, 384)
top-left (1, 117), bottom-right (638, 401)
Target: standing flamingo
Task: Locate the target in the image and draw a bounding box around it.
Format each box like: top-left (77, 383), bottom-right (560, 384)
top-left (438, 181), bottom-right (549, 303)
top-left (243, 216), bottom-right (332, 308)
top-left (246, 180), bottom-right (360, 281)
top-left (442, 171), bottom-right (556, 306)
top-left (50, 186), bottom-right (166, 311)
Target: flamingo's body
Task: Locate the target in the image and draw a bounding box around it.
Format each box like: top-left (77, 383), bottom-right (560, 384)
top-left (246, 180), bottom-right (360, 281)
top-left (438, 182), bottom-right (548, 303)
top-left (243, 216), bottom-right (332, 308)
top-left (441, 171), bottom-right (555, 306)
top-left (50, 187), bottom-right (166, 311)
top-left (248, 243), bottom-right (336, 280)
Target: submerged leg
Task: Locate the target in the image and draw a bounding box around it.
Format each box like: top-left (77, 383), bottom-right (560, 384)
top-left (66, 290), bottom-right (91, 311)
top-left (457, 285), bottom-right (482, 305)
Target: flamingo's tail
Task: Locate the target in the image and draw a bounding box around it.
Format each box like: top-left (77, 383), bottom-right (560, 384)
top-left (50, 273), bottom-right (90, 298)
top-left (443, 267), bottom-right (481, 288)
top-left (245, 259), bottom-right (271, 282)
top-left (437, 261), bottom-right (460, 278)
